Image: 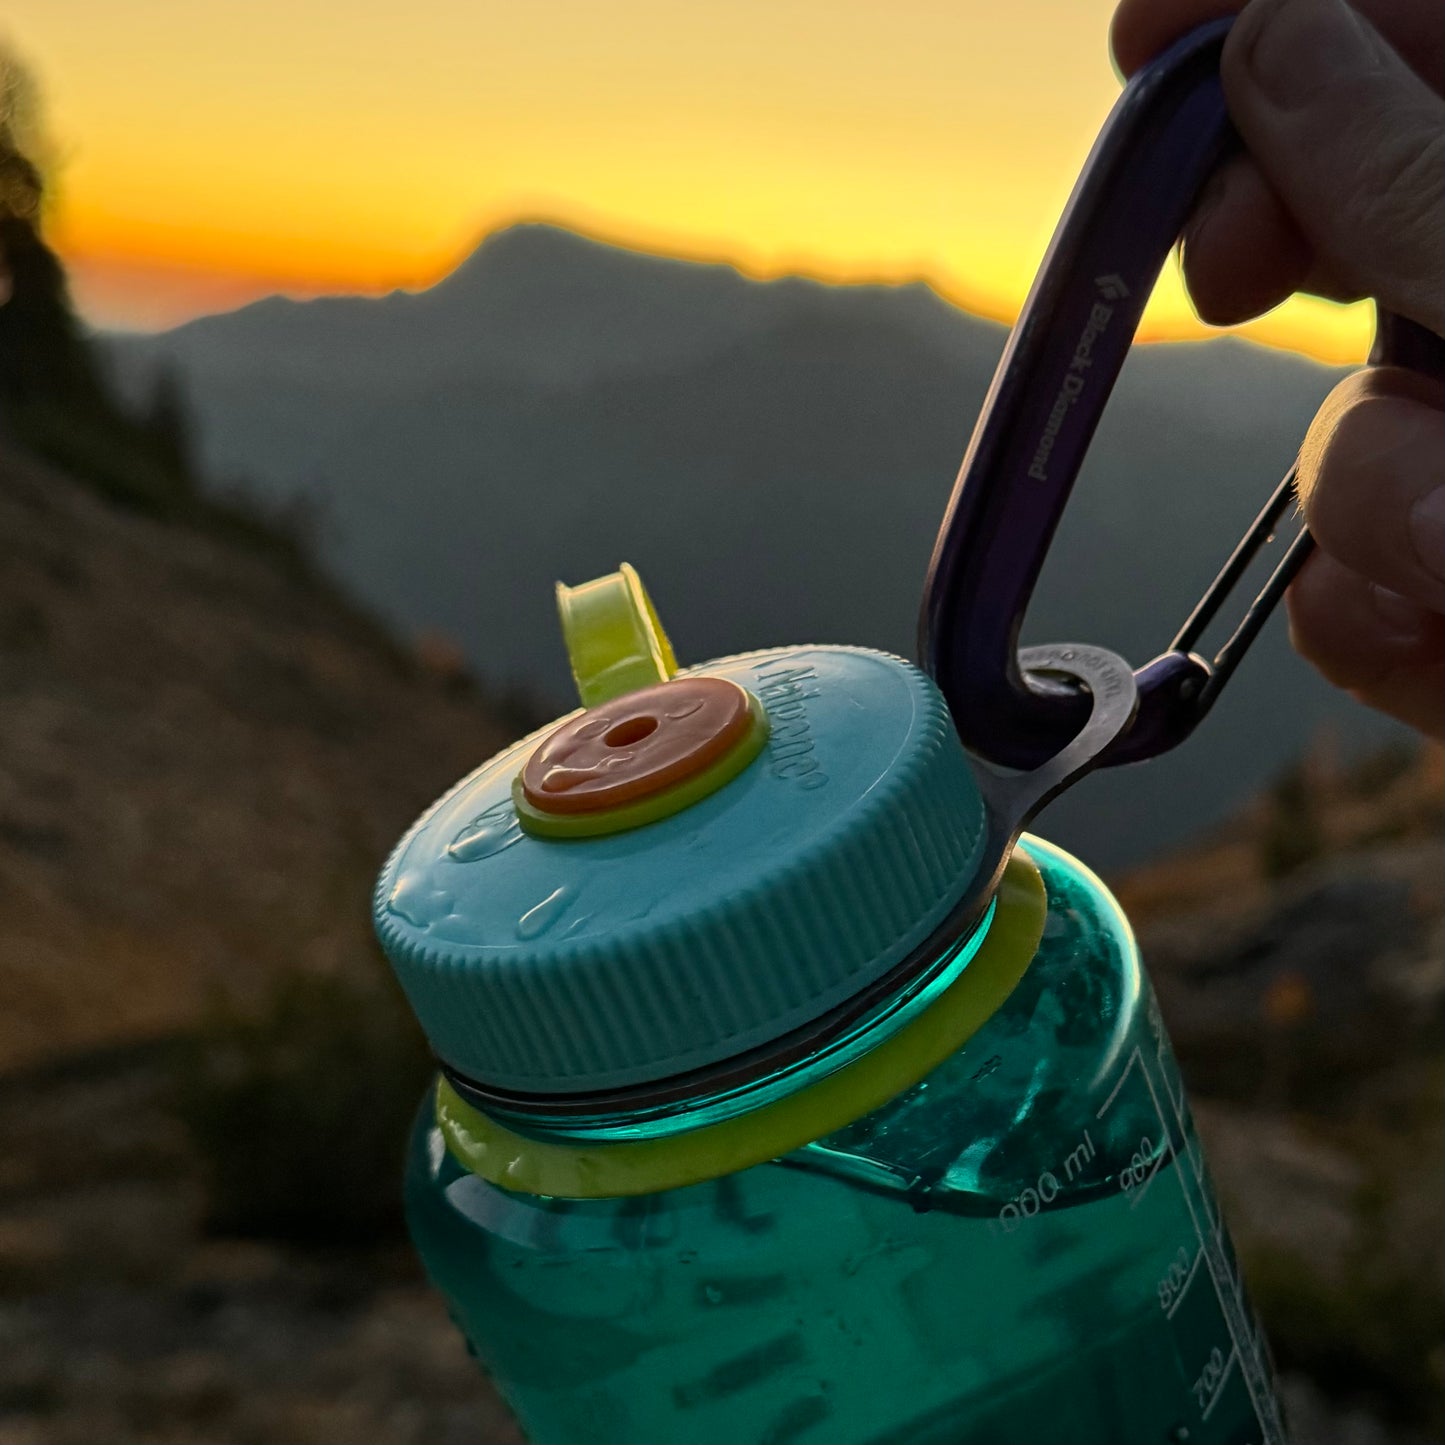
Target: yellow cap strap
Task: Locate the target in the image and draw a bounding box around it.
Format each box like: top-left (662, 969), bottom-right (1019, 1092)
top-left (556, 562), bottom-right (678, 707)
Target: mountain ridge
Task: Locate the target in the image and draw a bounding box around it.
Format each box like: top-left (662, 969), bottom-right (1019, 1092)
top-left (104, 221), bottom-right (1398, 867)
top-left (116, 223), bottom-right (1005, 399)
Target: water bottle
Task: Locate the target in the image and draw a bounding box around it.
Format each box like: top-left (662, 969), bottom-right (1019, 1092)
top-left (373, 564), bottom-right (1286, 1445)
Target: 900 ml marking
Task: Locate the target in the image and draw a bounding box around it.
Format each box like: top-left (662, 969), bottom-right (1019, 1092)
top-left (1118, 1136), bottom-right (1154, 1193)
top-left (1119, 1131), bottom-right (1169, 1209)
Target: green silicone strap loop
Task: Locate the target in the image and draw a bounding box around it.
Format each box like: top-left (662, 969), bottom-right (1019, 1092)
top-left (557, 562), bottom-right (679, 707)
top-left (435, 846), bottom-right (1048, 1198)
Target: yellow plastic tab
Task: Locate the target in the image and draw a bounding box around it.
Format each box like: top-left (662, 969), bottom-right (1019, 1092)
top-left (557, 563), bottom-right (678, 707)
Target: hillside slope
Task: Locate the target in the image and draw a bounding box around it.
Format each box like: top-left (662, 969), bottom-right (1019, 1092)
top-left (0, 443), bottom-right (511, 1072)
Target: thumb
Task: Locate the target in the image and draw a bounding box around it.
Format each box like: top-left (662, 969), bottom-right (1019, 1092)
top-left (1222, 0), bottom-right (1445, 335)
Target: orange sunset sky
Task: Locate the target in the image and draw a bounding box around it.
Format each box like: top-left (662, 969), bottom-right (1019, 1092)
top-left (8, 0), bottom-right (1372, 360)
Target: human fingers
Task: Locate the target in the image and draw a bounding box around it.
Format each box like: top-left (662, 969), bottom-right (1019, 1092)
top-left (1111, 0), bottom-right (1443, 88)
top-left (1219, 0), bottom-right (1445, 336)
top-left (1296, 367), bottom-right (1445, 614)
top-left (1179, 154), bottom-right (1313, 325)
top-left (1112, 0), bottom-right (1445, 325)
top-left (1287, 549), bottom-right (1445, 737)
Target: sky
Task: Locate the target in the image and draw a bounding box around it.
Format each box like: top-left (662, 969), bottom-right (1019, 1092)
top-left (6, 0), bottom-right (1372, 361)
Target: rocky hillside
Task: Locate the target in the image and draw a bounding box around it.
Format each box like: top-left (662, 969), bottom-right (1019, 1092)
top-left (1125, 744), bottom-right (1444, 1442)
top-left (0, 436), bottom-right (528, 1442)
top-left (0, 441), bottom-right (514, 1073)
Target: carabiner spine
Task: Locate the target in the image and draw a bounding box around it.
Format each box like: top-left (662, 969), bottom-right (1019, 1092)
top-left (920, 19), bottom-right (1237, 770)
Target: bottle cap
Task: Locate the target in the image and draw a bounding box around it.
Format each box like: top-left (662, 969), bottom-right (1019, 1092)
top-left (373, 567), bottom-right (989, 1094)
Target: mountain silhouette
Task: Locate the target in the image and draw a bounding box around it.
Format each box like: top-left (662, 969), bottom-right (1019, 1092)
top-left (105, 223), bottom-right (1404, 866)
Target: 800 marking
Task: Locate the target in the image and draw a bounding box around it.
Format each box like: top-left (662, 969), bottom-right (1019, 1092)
top-left (1158, 1244), bottom-right (1198, 1316)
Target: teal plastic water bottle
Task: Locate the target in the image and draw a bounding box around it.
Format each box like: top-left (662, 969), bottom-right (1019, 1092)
top-left (373, 567), bottom-right (1285, 1445)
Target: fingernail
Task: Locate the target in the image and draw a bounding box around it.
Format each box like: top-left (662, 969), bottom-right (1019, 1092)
top-left (1238, 0), bottom-right (1374, 110)
top-left (1409, 487), bottom-right (1445, 584)
top-left (1369, 584), bottom-right (1427, 640)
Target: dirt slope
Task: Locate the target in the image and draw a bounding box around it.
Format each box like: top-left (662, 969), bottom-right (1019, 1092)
top-left (1, 444), bottom-right (510, 1072)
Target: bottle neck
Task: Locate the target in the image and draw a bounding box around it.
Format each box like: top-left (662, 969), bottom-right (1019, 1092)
top-left (452, 897), bottom-right (998, 1146)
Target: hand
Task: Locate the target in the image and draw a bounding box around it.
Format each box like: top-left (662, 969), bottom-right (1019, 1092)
top-left (1111, 0), bottom-right (1445, 738)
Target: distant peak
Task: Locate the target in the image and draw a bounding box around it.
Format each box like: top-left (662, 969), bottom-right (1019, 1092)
top-left (472, 221), bottom-right (605, 260)
top-left (440, 223), bottom-right (657, 288)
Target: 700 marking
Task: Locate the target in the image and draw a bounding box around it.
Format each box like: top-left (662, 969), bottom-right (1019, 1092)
top-left (1193, 1346), bottom-right (1225, 1408)
top-left (1194, 1344), bottom-right (1239, 1420)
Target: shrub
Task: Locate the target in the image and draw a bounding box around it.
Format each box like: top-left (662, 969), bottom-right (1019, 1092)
top-left (1259, 762), bottom-right (1324, 880)
top-left (175, 967), bottom-right (435, 1246)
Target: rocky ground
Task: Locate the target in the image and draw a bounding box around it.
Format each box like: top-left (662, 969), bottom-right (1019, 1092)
top-left (0, 1046), bottom-right (520, 1445)
top-left (0, 444), bottom-right (523, 1442)
top-left (1125, 745), bottom-right (1444, 1443)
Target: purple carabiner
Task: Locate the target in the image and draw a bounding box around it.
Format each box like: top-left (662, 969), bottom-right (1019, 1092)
top-left (920, 17), bottom-right (1445, 771)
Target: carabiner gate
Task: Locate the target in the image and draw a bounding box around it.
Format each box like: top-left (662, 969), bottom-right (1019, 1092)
top-left (919, 18), bottom-right (1445, 772)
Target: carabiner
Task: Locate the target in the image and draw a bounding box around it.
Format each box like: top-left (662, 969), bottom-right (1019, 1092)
top-left (919, 17), bottom-right (1445, 771)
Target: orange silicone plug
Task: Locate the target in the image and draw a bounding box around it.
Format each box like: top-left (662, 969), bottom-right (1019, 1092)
top-left (520, 676), bottom-right (754, 815)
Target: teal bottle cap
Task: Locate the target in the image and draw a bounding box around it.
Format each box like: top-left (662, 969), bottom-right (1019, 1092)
top-left (374, 644), bottom-right (989, 1094)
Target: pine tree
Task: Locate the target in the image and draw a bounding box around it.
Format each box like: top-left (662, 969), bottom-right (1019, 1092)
top-left (0, 41), bottom-right (194, 511)
top-left (146, 361), bottom-right (195, 484)
top-left (0, 44), bottom-right (101, 410)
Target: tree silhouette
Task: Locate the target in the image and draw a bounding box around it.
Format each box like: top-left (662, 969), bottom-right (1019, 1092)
top-left (146, 361), bottom-right (196, 480)
top-left (0, 43), bottom-right (102, 409)
top-left (0, 42), bottom-right (46, 222)
top-left (0, 40), bottom-right (202, 512)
